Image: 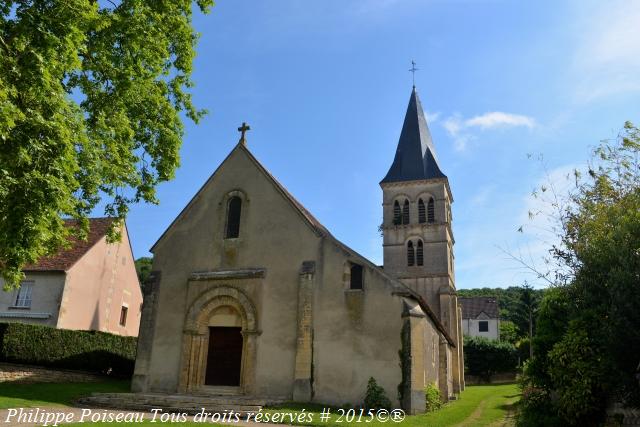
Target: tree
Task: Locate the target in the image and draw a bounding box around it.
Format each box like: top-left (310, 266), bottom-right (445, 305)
top-left (134, 256), bottom-right (152, 285)
top-left (518, 122), bottom-right (640, 425)
top-left (499, 320), bottom-right (520, 345)
top-left (513, 283), bottom-right (540, 359)
top-left (0, 0), bottom-right (212, 289)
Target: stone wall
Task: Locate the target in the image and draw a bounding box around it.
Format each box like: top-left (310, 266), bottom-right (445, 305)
top-left (0, 362), bottom-right (104, 383)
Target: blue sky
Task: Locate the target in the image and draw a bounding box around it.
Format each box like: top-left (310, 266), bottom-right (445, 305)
top-left (122, 0), bottom-right (640, 289)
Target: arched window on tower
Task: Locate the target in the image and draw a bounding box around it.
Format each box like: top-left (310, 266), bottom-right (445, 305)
top-left (427, 197), bottom-right (435, 223)
top-left (402, 200), bottom-right (410, 225)
top-left (418, 199), bottom-right (426, 223)
top-left (225, 196), bottom-right (242, 238)
top-left (417, 240), bottom-right (424, 266)
top-left (393, 201), bottom-right (401, 225)
top-left (407, 241), bottom-right (415, 266)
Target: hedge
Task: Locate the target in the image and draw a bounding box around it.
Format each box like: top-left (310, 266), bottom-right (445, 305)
top-left (464, 335), bottom-right (518, 381)
top-left (0, 322), bottom-right (137, 377)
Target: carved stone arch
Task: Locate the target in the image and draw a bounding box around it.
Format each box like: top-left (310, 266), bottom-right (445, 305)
top-left (221, 188), bottom-right (248, 205)
top-left (184, 285), bottom-right (258, 333)
top-left (179, 285), bottom-right (259, 394)
top-left (392, 193), bottom-right (412, 204)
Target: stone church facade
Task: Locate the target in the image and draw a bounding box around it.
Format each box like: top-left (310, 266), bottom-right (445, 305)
top-left (132, 88), bottom-right (464, 413)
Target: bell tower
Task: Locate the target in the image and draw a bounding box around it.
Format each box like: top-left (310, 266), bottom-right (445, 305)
top-left (380, 86), bottom-right (464, 395)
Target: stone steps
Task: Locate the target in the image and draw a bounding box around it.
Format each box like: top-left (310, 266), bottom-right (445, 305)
top-left (77, 392), bottom-right (280, 416)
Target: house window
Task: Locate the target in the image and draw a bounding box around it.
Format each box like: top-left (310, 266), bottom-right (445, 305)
top-left (393, 201), bottom-right (401, 225)
top-left (402, 200), bottom-right (410, 225)
top-left (14, 281), bottom-right (33, 308)
top-left (418, 199), bottom-right (426, 223)
top-left (479, 321), bottom-right (489, 332)
top-left (349, 264), bottom-right (364, 290)
top-left (119, 306), bottom-right (128, 327)
top-left (417, 240), bottom-right (424, 266)
top-left (225, 196), bottom-right (242, 238)
top-left (427, 197), bottom-right (435, 223)
top-left (407, 241), bottom-right (415, 266)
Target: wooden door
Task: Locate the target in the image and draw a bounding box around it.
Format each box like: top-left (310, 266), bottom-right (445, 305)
top-left (205, 326), bottom-right (243, 386)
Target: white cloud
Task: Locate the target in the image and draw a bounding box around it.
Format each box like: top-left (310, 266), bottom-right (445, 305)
top-left (442, 112), bottom-right (535, 151)
top-left (465, 112), bottom-right (535, 130)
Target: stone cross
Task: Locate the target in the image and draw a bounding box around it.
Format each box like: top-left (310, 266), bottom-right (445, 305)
top-left (238, 122), bottom-right (251, 145)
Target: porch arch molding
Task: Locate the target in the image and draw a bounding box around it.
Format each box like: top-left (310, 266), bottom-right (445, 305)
top-left (179, 285), bottom-right (259, 393)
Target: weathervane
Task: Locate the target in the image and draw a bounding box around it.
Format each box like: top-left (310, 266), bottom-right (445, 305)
top-left (409, 60), bottom-right (419, 88)
top-left (237, 122), bottom-right (250, 146)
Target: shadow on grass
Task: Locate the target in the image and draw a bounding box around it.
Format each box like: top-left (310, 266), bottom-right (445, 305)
top-left (0, 380), bottom-right (130, 408)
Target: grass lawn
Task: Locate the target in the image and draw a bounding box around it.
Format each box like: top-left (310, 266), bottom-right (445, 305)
top-left (0, 381), bottom-right (518, 427)
top-left (0, 380), bottom-right (130, 409)
top-left (260, 383), bottom-right (520, 427)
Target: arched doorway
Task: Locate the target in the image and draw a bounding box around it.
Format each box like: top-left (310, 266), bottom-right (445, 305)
top-left (205, 306), bottom-right (243, 386)
top-left (179, 286), bottom-right (259, 394)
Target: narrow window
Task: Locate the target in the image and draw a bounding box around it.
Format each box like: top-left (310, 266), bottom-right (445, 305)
top-left (427, 197), bottom-right (435, 223)
top-left (407, 241), bottom-right (415, 266)
top-left (14, 281), bottom-right (33, 308)
top-left (393, 201), bottom-right (401, 225)
top-left (479, 321), bottom-right (489, 332)
top-left (225, 196), bottom-right (242, 238)
top-left (349, 264), bottom-right (364, 290)
top-left (418, 199), bottom-right (426, 223)
top-left (119, 306), bottom-right (128, 327)
top-left (402, 200), bottom-right (410, 225)
top-left (417, 240), bottom-right (424, 266)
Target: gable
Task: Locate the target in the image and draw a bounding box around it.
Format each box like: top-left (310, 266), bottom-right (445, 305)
top-left (151, 143), bottom-right (324, 254)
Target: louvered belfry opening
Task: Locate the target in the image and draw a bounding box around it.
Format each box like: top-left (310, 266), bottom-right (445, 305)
top-left (418, 199), bottom-right (426, 223)
top-left (402, 200), bottom-right (410, 225)
top-left (407, 241), bottom-right (415, 266)
top-left (416, 240), bottom-right (424, 266)
top-left (393, 200), bottom-right (402, 225)
top-left (427, 197), bottom-right (435, 223)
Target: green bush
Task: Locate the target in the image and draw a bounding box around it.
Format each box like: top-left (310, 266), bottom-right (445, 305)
top-left (364, 377), bottom-right (392, 410)
top-left (424, 382), bottom-right (442, 412)
top-left (0, 322), bottom-right (137, 377)
top-left (464, 335), bottom-right (518, 381)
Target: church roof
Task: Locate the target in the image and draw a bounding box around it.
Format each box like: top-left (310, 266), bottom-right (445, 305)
top-left (381, 87), bottom-right (446, 184)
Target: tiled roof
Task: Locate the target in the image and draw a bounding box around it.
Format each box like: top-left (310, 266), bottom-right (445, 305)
top-left (459, 297), bottom-right (500, 319)
top-left (23, 218), bottom-right (114, 272)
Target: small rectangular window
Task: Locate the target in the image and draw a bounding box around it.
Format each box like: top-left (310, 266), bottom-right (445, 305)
top-left (350, 264), bottom-right (363, 290)
top-left (119, 306), bottom-right (128, 327)
top-left (478, 321), bottom-right (489, 332)
top-left (14, 281), bottom-right (33, 308)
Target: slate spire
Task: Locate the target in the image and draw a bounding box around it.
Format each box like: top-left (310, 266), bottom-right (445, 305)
top-left (381, 87), bottom-right (446, 184)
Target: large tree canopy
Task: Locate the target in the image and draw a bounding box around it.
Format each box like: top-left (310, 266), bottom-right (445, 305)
top-left (0, 0), bottom-right (212, 288)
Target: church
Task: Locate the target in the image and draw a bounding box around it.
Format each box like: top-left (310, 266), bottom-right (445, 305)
top-left (131, 87), bottom-right (464, 414)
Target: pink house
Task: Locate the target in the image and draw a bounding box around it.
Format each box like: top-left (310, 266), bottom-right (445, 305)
top-left (0, 218), bottom-right (143, 336)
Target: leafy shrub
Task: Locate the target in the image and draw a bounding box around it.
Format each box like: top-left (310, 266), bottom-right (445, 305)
top-left (464, 335), bottom-right (518, 381)
top-left (364, 377), bottom-right (392, 410)
top-left (0, 322), bottom-right (137, 377)
top-left (424, 383), bottom-right (442, 412)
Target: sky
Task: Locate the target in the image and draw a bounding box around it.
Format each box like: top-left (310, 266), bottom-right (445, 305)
top-left (120, 0), bottom-right (640, 289)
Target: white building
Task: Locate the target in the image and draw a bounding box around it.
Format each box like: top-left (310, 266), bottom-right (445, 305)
top-left (460, 297), bottom-right (499, 340)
